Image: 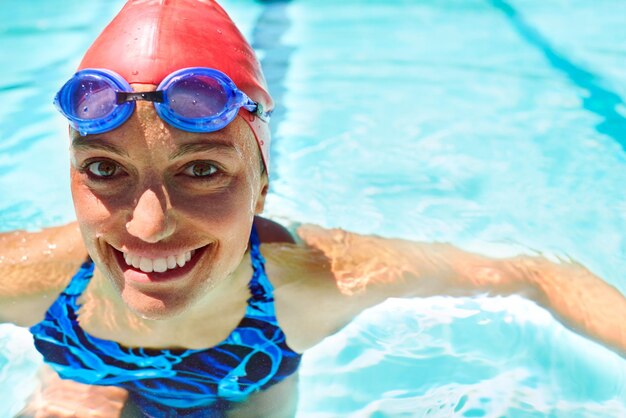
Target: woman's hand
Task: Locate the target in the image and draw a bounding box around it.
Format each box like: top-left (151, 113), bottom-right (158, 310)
top-left (18, 365), bottom-right (140, 418)
top-left (510, 256), bottom-right (626, 358)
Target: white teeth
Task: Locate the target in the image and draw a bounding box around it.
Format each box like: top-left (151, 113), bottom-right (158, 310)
top-left (176, 253), bottom-right (186, 267)
top-left (153, 258), bottom-right (168, 273)
top-left (122, 250), bottom-right (196, 273)
top-left (167, 255), bottom-right (177, 269)
top-left (139, 257), bottom-right (153, 273)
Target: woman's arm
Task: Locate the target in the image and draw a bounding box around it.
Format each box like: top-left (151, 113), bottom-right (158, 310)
top-left (0, 222), bottom-right (87, 326)
top-left (297, 225), bottom-right (626, 358)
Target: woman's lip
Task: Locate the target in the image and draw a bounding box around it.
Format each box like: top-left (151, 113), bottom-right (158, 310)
top-left (111, 244), bottom-right (209, 284)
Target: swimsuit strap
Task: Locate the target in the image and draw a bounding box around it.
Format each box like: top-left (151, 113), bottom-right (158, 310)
top-left (64, 258), bottom-right (95, 296)
top-left (245, 224), bottom-right (277, 320)
top-left (52, 258), bottom-right (94, 318)
top-left (34, 257), bottom-right (93, 332)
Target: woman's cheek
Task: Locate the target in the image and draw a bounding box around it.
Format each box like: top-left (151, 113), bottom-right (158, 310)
top-left (174, 177), bottom-right (255, 220)
top-left (71, 179), bottom-right (122, 237)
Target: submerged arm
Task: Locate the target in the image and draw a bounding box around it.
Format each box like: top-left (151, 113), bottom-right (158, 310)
top-left (297, 225), bottom-right (626, 358)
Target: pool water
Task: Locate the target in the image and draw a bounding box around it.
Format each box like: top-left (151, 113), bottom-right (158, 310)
top-left (1, 0), bottom-right (626, 416)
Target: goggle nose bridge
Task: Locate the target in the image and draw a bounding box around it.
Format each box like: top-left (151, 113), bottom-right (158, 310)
top-left (116, 90), bottom-right (165, 105)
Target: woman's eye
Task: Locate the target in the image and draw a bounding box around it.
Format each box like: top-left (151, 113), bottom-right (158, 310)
top-left (86, 161), bottom-right (120, 178)
top-left (183, 162), bottom-right (218, 178)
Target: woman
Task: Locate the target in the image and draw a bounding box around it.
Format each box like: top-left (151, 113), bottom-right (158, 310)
top-left (2, 0), bottom-right (624, 416)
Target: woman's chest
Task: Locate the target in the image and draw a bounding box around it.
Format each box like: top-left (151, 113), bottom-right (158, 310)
top-left (77, 292), bottom-right (250, 350)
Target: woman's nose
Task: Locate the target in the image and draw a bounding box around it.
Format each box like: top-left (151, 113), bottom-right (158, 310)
top-left (125, 187), bottom-right (176, 243)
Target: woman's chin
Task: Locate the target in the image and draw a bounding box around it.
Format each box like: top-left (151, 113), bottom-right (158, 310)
top-left (118, 286), bottom-right (193, 320)
top-left (100, 242), bottom-right (216, 319)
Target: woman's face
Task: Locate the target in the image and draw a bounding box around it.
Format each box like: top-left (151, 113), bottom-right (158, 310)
top-left (70, 84), bottom-right (268, 320)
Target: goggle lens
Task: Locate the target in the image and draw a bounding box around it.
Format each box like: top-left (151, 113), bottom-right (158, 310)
top-left (67, 75), bottom-right (118, 120)
top-left (167, 75), bottom-right (229, 119)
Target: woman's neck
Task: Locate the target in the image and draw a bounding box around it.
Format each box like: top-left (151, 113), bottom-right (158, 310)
top-left (78, 251), bottom-right (254, 348)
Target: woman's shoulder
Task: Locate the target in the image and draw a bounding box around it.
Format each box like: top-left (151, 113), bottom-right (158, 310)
top-left (253, 216), bottom-right (296, 244)
top-left (257, 220), bottom-right (334, 291)
top-left (0, 222), bottom-right (87, 326)
top-left (254, 216), bottom-right (324, 287)
top-left (257, 224), bottom-right (368, 352)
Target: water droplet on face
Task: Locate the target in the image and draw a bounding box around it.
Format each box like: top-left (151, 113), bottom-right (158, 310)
top-left (21, 255), bottom-right (28, 262)
top-left (48, 243), bottom-right (57, 250)
top-left (132, 70), bottom-right (139, 76)
top-left (192, 100), bottom-right (197, 105)
top-left (217, 29), bottom-right (222, 34)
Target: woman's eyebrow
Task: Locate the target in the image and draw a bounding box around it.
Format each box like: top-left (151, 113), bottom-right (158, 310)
top-left (71, 136), bottom-right (129, 157)
top-left (169, 141), bottom-right (240, 160)
top-left (70, 135), bottom-right (239, 160)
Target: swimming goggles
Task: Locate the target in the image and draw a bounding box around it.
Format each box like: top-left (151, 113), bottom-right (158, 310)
top-left (54, 67), bottom-right (270, 135)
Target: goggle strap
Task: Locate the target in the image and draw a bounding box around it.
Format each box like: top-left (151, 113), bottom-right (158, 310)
top-left (116, 90), bottom-right (164, 105)
top-left (242, 100), bottom-right (271, 123)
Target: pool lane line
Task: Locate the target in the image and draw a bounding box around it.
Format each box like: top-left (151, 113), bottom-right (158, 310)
top-left (490, 0), bottom-right (626, 154)
top-left (251, 0), bottom-right (296, 179)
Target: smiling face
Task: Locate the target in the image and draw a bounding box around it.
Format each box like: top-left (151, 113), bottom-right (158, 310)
top-left (70, 84), bottom-right (268, 320)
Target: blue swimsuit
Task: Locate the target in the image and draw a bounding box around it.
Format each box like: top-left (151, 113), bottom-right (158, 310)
top-left (29, 227), bottom-right (302, 417)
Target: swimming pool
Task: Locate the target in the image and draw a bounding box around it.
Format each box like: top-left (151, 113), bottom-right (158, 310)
top-left (1, 0), bottom-right (625, 416)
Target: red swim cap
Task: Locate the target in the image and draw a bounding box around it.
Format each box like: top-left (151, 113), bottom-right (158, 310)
top-left (79, 0), bottom-right (272, 172)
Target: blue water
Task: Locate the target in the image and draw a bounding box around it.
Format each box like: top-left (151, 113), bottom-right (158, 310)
top-left (1, 0), bottom-right (626, 416)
